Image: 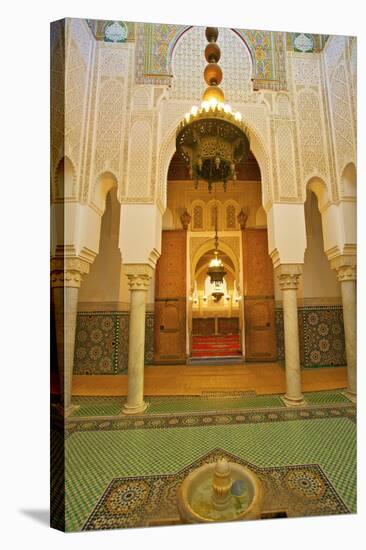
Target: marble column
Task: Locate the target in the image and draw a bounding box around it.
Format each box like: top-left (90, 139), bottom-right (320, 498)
top-left (277, 264), bottom-right (305, 407)
top-left (122, 264), bottom-right (153, 415)
top-left (331, 258), bottom-right (356, 399)
top-left (51, 258), bottom-right (89, 417)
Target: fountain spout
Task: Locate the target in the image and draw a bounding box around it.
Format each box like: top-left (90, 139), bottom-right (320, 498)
top-left (212, 458), bottom-right (232, 510)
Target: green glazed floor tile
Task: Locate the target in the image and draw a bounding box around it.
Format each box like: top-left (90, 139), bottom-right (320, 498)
top-left (65, 416), bottom-right (356, 531)
top-left (72, 397), bottom-right (122, 417)
top-left (304, 391), bottom-right (351, 405)
top-left (146, 395), bottom-right (284, 414)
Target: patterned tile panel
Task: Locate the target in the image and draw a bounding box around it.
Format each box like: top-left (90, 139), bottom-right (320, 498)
top-left (73, 313), bottom-right (118, 374)
top-left (301, 307), bottom-right (346, 368)
top-left (275, 306), bottom-right (346, 368)
top-left (74, 312), bottom-right (155, 375)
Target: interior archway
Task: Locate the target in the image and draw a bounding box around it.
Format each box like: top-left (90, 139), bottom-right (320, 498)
top-left (154, 139), bottom-right (277, 364)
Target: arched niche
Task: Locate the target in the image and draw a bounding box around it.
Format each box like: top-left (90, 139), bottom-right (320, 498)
top-left (189, 200), bottom-right (205, 231)
top-left (54, 156), bottom-right (76, 199)
top-left (306, 176), bottom-right (330, 212)
top-left (341, 162), bottom-right (356, 198)
top-left (93, 171), bottom-right (118, 214)
top-left (224, 200), bottom-right (240, 230)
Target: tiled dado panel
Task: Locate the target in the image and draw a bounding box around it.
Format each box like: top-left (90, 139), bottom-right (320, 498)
top-left (275, 306), bottom-right (346, 368)
top-left (74, 312), bottom-right (155, 374)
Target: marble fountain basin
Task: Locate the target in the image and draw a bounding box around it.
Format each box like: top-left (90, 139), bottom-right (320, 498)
top-left (177, 459), bottom-right (263, 524)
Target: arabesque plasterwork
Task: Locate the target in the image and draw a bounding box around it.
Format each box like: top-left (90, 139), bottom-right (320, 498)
top-left (51, 20), bottom-right (356, 267)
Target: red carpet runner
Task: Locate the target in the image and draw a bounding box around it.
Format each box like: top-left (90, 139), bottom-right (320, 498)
top-left (191, 334), bottom-right (241, 357)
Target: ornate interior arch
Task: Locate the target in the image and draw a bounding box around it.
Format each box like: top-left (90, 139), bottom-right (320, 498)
top-left (157, 108), bottom-right (272, 212)
top-left (191, 239), bottom-right (240, 284)
top-left (92, 171), bottom-right (119, 214)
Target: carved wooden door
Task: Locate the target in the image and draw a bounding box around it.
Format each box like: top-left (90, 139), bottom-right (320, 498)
top-left (242, 229), bottom-right (277, 361)
top-left (154, 230), bottom-right (187, 363)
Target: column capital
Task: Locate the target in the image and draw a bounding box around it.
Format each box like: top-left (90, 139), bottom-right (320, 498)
top-left (330, 255), bottom-right (357, 282)
top-left (50, 257), bottom-right (90, 288)
top-left (123, 263), bottom-right (154, 291)
top-left (276, 264), bottom-right (302, 290)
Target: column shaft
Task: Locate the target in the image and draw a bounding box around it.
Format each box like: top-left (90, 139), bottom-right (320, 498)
top-left (331, 258), bottom-right (357, 400)
top-left (340, 279), bottom-right (356, 394)
top-left (282, 288), bottom-right (303, 404)
top-left (124, 289), bottom-right (148, 413)
top-left (277, 265), bottom-right (304, 407)
top-left (122, 264), bottom-right (153, 415)
top-left (51, 258), bottom-right (89, 416)
top-left (52, 286), bottom-right (79, 411)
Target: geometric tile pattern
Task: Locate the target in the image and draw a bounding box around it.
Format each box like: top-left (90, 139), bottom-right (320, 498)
top-left (135, 23), bottom-right (287, 91)
top-left (73, 313), bottom-right (118, 374)
top-left (275, 306), bottom-right (346, 368)
top-left (65, 403), bottom-right (356, 436)
top-left (300, 307), bottom-right (346, 367)
top-left (64, 410), bottom-right (356, 531)
top-left (82, 449), bottom-right (349, 530)
top-left (286, 32), bottom-right (329, 53)
top-left (74, 311), bottom-right (155, 375)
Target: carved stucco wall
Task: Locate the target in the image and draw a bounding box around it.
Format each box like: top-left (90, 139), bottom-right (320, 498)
top-left (86, 42), bottom-right (133, 206)
top-left (127, 120), bottom-right (153, 199)
top-left (51, 18), bottom-right (94, 201)
top-left (323, 36), bottom-right (356, 197)
top-left (288, 53), bottom-right (332, 198)
top-left (60, 20), bottom-right (356, 220)
top-left (274, 122), bottom-right (298, 200)
top-left (170, 26), bottom-right (252, 103)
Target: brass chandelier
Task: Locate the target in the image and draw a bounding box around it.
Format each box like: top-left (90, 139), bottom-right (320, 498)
top-left (176, 27), bottom-right (250, 192)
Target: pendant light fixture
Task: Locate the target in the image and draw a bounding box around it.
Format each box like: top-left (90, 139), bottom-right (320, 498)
top-left (176, 27), bottom-right (250, 192)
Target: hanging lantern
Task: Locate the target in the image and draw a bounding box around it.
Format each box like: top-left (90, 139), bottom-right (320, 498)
top-left (207, 250), bottom-right (226, 284)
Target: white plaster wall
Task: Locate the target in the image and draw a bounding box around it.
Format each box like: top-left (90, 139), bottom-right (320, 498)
top-left (119, 204), bottom-right (162, 266)
top-left (267, 203), bottom-right (307, 265)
